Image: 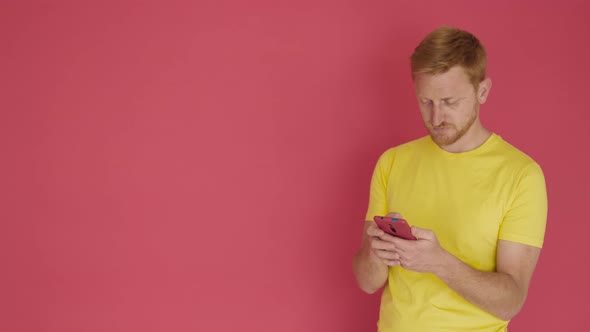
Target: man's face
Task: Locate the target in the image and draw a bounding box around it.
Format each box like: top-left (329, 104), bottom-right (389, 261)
top-left (414, 66), bottom-right (482, 147)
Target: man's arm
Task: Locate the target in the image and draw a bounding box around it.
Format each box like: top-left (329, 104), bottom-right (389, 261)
top-left (352, 220), bottom-right (389, 294)
top-left (392, 228), bottom-right (541, 321)
top-left (435, 240), bottom-right (541, 320)
top-left (436, 240), bottom-right (540, 320)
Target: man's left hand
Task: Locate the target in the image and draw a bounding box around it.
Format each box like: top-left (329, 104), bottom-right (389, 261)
top-left (389, 227), bottom-right (449, 274)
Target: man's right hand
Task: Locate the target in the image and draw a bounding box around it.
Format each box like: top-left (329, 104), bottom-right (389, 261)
top-left (367, 212), bottom-right (403, 266)
top-left (353, 212), bottom-right (402, 293)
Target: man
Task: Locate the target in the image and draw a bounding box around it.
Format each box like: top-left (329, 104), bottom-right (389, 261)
top-left (352, 26), bottom-right (547, 332)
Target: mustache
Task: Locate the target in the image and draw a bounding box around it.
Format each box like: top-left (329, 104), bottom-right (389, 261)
top-left (429, 123), bottom-right (453, 129)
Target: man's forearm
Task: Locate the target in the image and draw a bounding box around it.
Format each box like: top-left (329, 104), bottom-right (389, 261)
top-left (435, 251), bottom-right (526, 321)
top-left (353, 246), bottom-right (389, 294)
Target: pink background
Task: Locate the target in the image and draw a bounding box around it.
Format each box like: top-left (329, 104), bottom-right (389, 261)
top-left (2, 1), bottom-right (589, 331)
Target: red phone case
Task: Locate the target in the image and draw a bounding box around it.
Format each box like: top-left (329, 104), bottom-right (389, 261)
top-left (373, 216), bottom-right (417, 240)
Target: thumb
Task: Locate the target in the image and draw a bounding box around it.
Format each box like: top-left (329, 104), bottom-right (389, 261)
top-left (385, 211), bottom-right (403, 219)
top-left (411, 226), bottom-right (433, 240)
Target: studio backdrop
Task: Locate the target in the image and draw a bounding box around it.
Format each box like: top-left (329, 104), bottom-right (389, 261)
top-left (2, 1), bottom-right (589, 331)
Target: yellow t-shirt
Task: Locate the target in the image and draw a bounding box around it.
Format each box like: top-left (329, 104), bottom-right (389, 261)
top-left (364, 133), bottom-right (547, 332)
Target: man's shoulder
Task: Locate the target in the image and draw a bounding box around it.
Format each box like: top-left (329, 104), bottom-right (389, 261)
top-left (372, 136), bottom-right (433, 170)
top-left (492, 135), bottom-right (541, 170)
top-left (380, 135), bottom-right (431, 158)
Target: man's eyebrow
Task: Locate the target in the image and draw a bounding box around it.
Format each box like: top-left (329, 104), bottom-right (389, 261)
top-left (442, 97), bottom-right (464, 102)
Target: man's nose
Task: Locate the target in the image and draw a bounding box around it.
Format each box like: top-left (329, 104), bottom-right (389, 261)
top-left (431, 104), bottom-right (444, 126)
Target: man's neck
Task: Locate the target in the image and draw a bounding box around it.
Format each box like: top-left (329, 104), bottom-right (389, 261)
top-left (440, 122), bottom-right (491, 153)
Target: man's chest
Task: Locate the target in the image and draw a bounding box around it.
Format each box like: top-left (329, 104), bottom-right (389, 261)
top-left (385, 160), bottom-right (510, 270)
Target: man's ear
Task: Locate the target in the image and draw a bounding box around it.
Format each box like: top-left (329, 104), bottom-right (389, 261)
top-left (477, 78), bottom-right (492, 104)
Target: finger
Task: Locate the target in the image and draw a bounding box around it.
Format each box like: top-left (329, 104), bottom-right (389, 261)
top-left (411, 226), bottom-right (434, 240)
top-left (370, 238), bottom-right (397, 252)
top-left (388, 236), bottom-right (411, 252)
top-left (369, 232), bottom-right (408, 252)
top-left (375, 231), bottom-right (401, 244)
top-left (366, 224), bottom-right (385, 238)
top-left (373, 250), bottom-right (401, 261)
top-left (385, 212), bottom-right (403, 219)
top-left (382, 259), bottom-right (401, 266)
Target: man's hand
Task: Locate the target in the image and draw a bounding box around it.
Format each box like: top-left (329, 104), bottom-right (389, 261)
top-left (388, 226), bottom-right (448, 274)
top-left (366, 212), bottom-right (404, 266)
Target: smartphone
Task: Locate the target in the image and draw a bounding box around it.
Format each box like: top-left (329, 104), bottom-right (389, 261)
top-left (373, 216), bottom-right (417, 240)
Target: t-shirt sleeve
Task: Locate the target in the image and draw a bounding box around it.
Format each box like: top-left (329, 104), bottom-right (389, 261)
top-left (364, 149), bottom-right (394, 222)
top-left (498, 162), bottom-right (548, 248)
